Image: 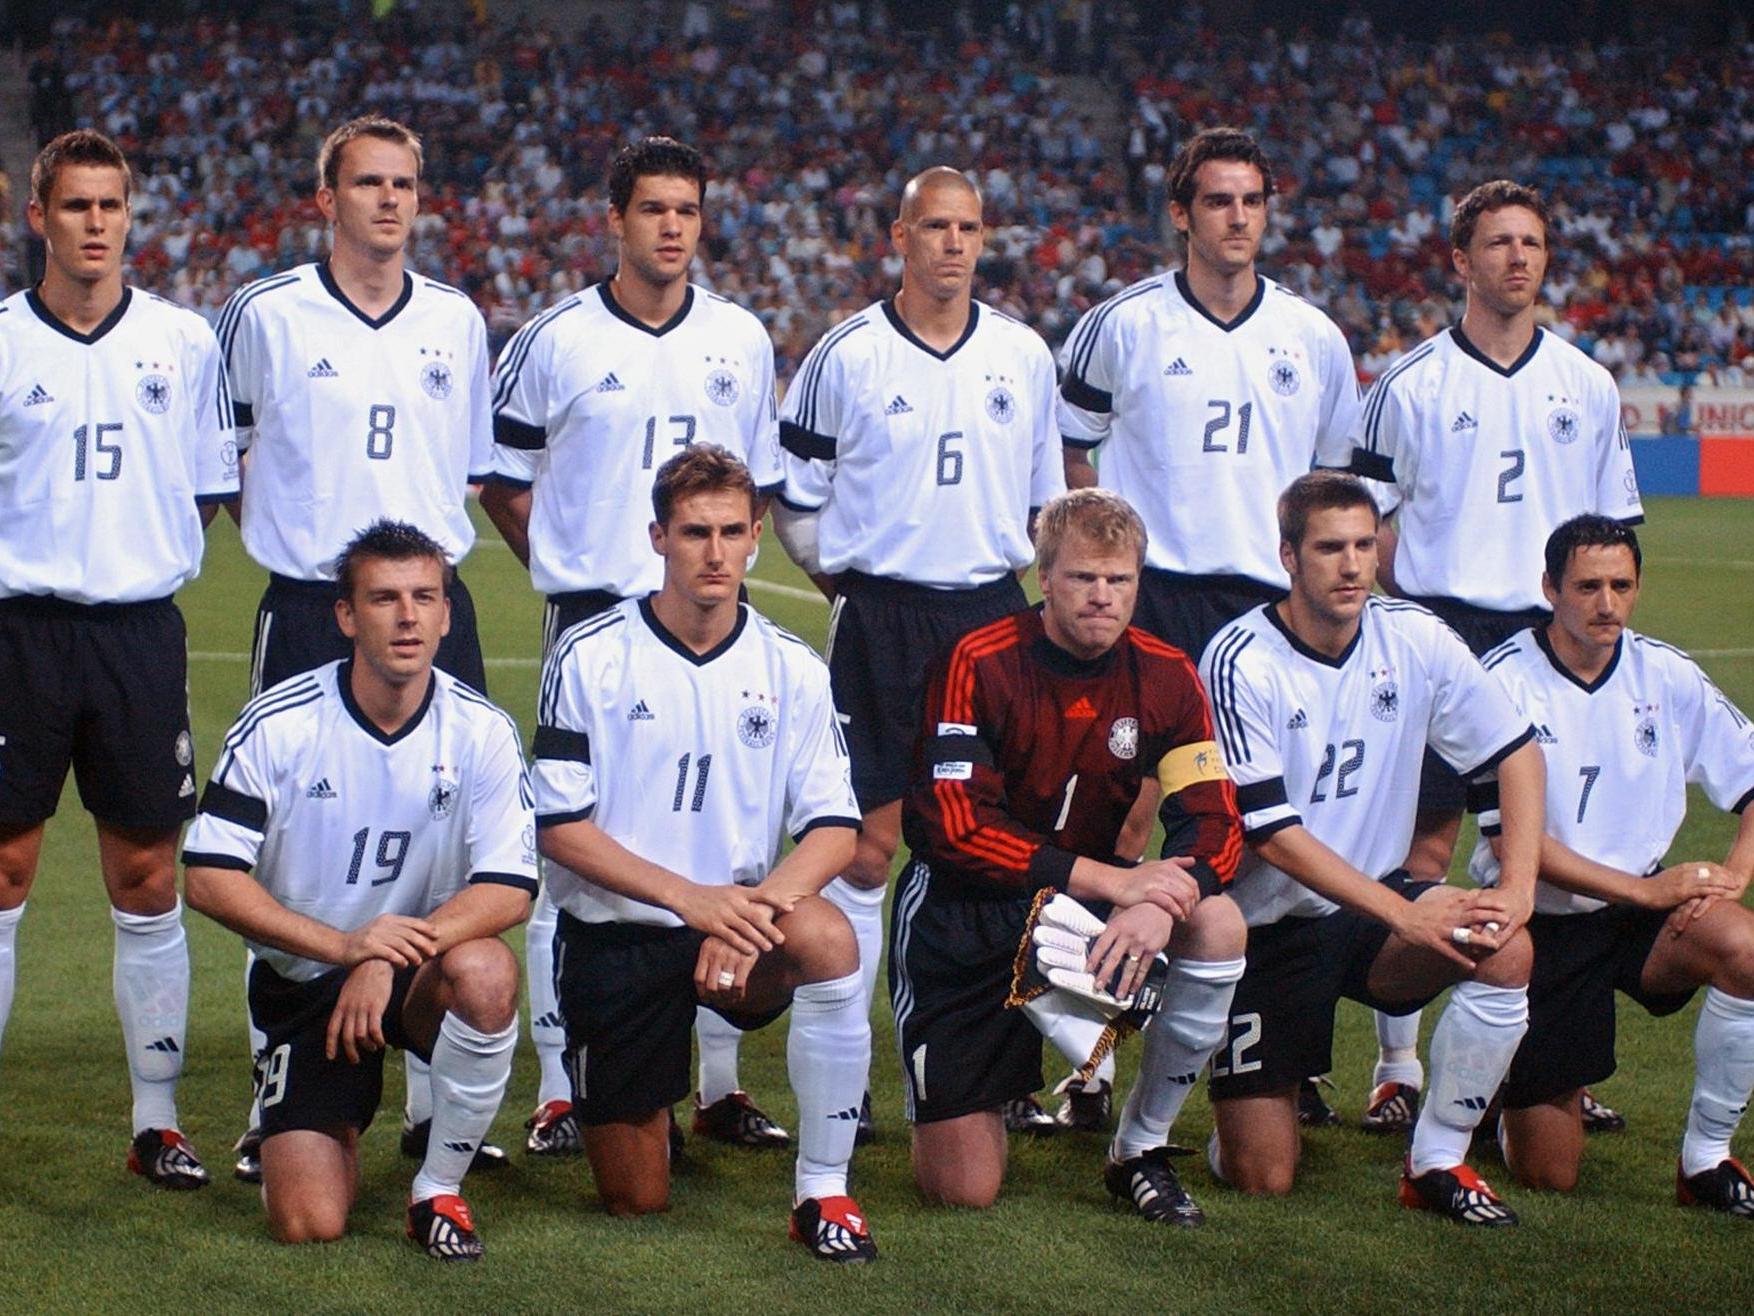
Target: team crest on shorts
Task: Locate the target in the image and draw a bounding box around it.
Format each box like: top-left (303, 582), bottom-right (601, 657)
top-left (136, 373), bottom-right (172, 414)
top-left (428, 774), bottom-right (460, 819)
top-left (1547, 402), bottom-right (1580, 444)
top-left (1370, 669), bottom-right (1400, 722)
top-left (738, 702), bottom-right (778, 749)
top-left (420, 361), bottom-right (454, 400)
top-left (705, 367), bottom-right (740, 407)
top-left (1267, 352), bottom-right (1301, 396)
top-left (986, 385), bottom-right (1016, 423)
top-left (1108, 717), bottom-right (1139, 760)
top-left (521, 824), bottom-right (536, 866)
top-left (174, 731), bottom-right (194, 767)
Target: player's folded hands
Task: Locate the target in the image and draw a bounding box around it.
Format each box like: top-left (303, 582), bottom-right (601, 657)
top-left (340, 913), bottom-right (439, 968)
top-left (679, 883), bottom-right (795, 956)
top-left (1088, 903), bottom-right (1176, 1000)
top-left (1115, 857), bottom-right (1199, 919)
top-left (1648, 861), bottom-right (1743, 912)
top-left (326, 960), bottom-right (394, 1063)
top-left (1391, 887), bottom-right (1487, 969)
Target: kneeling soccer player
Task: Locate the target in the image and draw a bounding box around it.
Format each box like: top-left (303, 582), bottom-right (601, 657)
top-left (532, 445), bottom-right (874, 1261)
top-left (185, 521), bottom-right (534, 1258)
top-left (893, 488), bottom-right (1246, 1222)
top-left (1471, 515), bottom-right (1754, 1213)
top-left (1203, 472), bottom-right (1546, 1224)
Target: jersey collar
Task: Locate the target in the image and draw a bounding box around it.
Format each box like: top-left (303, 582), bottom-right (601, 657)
top-left (1265, 599), bottom-right (1364, 668)
top-left (1450, 324), bottom-right (1543, 378)
top-left (27, 285), bottom-right (131, 344)
top-left (599, 281), bottom-right (695, 337)
top-left (1533, 625), bottom-right (1622, 694)
top-left (882, 298), bottom-right (979, 361)
top-left (336, 658), bottom-right (437, 744)
top-left (317, 261), bottom-right (414, 330)
top-left (1174, 271), bottom-right (1264, 333)
top-left (638, 596), bottom-right (749, 666)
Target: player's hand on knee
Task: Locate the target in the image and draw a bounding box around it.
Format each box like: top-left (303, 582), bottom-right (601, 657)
top-left (325, 961), bottom-right (394, 1063)
top-left (1648, 861), bottom-right (1743, 912)
top-left (1088, 903), bottom-right (1176, 1000)
top-left (677, 883), bottom-right (790, 956)
top-left (694, 936), bottom-right (758, 1006)
top-left (340, 913), bottom-right (438, 968)
top-left (1390, 891), bottom-right (1482, 970)
top-left (1665, 893), bottom-right (1724, 939)
top-left (1117, 859), bottom-right (1199, 919)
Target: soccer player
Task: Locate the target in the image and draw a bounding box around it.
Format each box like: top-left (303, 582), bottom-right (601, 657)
top-left (183, 521), bottom-right (535, 1259)
top-left (216, 114), bottom-right (499, 1179)
top-left (483, 136), bottom-right (788, 1156)
top-left (533, 446), bottom-right (875, 1261)
top-left (0, 129), bottom-right (237, 1187)
top-left (1056, 128), bottom-right (1361, 1125)
top-left (1468, 516), bottom-right (1754, 1214)
top-left (1344, 179), bottom-right (1643, 1133)
top-left (894, 488), bottom-right (1246, 1221)
top-left (771, 166), bottom-right (1064, 1130)
top-left (1203, 472), bottom-right (1545, 1224)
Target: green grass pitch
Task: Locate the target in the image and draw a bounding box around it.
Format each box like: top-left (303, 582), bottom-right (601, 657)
top-left (4, 496), bottom-right (1752, 1314)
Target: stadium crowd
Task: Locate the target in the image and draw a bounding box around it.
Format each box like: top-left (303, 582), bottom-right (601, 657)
top-left (17, 5), bottom-right (1754, 382)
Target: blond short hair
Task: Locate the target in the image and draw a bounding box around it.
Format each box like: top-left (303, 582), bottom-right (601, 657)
top-left (1035, 489), bottom-right (1147, 573)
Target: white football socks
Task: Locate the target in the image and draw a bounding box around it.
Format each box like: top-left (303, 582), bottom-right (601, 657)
top-left (1374, 1007), bottom-right (1425, 1090)
top-left (0, 902), bottom-right (21, 1062)
top-left (1111, 956), bottom-right (1245, 1162)
top-left (823, 877), bottom-right (886, 1013)
top-left (1409, 981), bottom-right (1528, 1176)
top-left (411, 1013), bottom-right (517, 1202)
top-left (112, 900), bottom-right (190, 1134)
top-left (789, 969), bottom-right (869, 1203)
top-left (525, 888), bottom-right (572, 1107)
top-left (1682, 987), bottom-right (1754, 1177)
top-left (696, 1006), bottom-right (745, 1106)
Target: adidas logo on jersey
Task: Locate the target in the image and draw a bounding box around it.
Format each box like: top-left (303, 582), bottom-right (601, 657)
top-left (1286, 708), bottom-right (1309, 730)
top-left (23, 383), bottom-right (53, 406)
top-left (1163, 358), bottom-right (1193, 377)
top-left (1534, 723), bottom-right (1558, 744)
top-left (146, 1037), bottom-right (180, 1054)
top-left (1451, 411), bottom-right (1478, 432)
top-left (307, 358), bottom-right (339, 378)
top-left (884, 395), bottom-right (913, 415)
top-left (306, 777), bottom-right (338, 799)
top-left (594, 373), bottom-right (626, 393)
top-left (1064, 696), bottom-right (1099, 720)
top-left (627, 700), bottom-right (655, 722)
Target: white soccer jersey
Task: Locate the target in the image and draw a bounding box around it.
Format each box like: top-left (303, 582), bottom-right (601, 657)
top-left (0, 287), bottom-right (237, 603)
top-left (217, 262), bottom-right (493, 580)
top-left (182, 661), bottom-right (537, 981)
top-left (1058, 272), bottom-right (1361, 587)
top-left (1201, 597), bottom-right (1533, 926)
top-left (1469, 627), bottom-right (1754, 915)
top-left (779, 300), bottom-right (1063, 587)
top-left (490, 283), bottom-right (783, 598)
top-left (1349, 327), bottom-right (1643, 612)
top-left (532, 599), bottom-right (860, 927)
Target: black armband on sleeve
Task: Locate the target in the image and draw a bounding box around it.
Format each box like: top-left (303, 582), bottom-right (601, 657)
top-left (1059, 374), bottom-right (1113, 415)
top-left (493, 414), bottom-right (547, 449)
top-left (532, 725), bottom-right (590, 763)
top-left (197, 781), bottom-right (268, 833)
top-left (924, 733), bottom-right (995, 770)
top-left (779, 421), bottom-right (837, 461)
top-left (1349, 449), bottom-right (1395, 482)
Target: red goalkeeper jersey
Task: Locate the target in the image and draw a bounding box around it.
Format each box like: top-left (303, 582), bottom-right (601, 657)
top-left (902, 607), bottom-right (1242, 898)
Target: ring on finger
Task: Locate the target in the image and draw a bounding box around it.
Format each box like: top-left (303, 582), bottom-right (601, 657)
top-left (716, 970), bottom-right (736, 988)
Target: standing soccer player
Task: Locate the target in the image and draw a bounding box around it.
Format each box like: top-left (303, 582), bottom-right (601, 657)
top-left (216, 114), bottom-right (499, 1180)
top-left (1343, 181), bottom-right (1643, 1133)
top-left (894, 489), bottom-right (1246, 1221)
top-left (483, 137), bottom-right (788, 1156)
top-left (533, 446), bottom-right (875, 1261)
top-left (770, 166), bottom-right (1064, 1132)
top-left (0, 130), bottom-right (236, 1187)
top-left (185, 522), bottom-right (534, 1259)
top-left (1468, 516), bottom-right (1754, 1214)
top-left (1203, 473), bottom-right (1545, 1225)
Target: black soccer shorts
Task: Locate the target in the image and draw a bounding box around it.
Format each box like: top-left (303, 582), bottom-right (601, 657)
top-left (1133, 567), bottom-right (1284, 667)
top-left (249, 569), bottom-right (487, 696)
top-left (0, 595), bottom-right (197, 830)
top-left (827, 570), bottom-right (1026, 810)
top-left (1407, 595), bottom-right (1549, 814)
top-left (1502, 904), bottom-right (1695, 1109)
top-left (553, 912), bottom-right (786, 1126)
top-left (248, 958), bottom-right (425, 1138)
top-left (887, 858), bottom-right (1046, 1125)
top-left (1207, 872), bottom-right (1444, 1101)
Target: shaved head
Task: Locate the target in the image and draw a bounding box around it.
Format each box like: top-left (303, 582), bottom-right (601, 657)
top-left (897, 167), bottom-right (982, 224)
